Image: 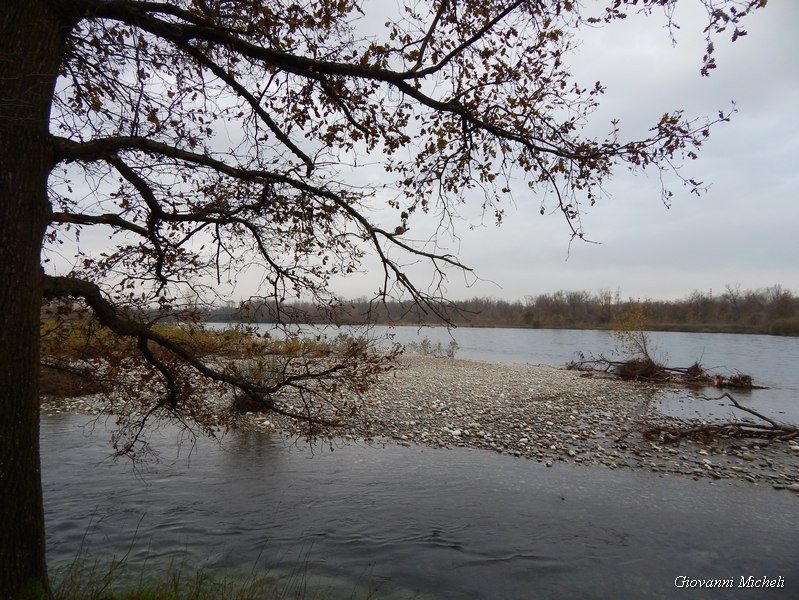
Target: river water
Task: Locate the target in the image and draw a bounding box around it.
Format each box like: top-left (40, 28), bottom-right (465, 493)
top-left (43, 328), bottom-right (799, 598)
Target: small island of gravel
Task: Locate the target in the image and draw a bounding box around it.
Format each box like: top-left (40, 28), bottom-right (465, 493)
top-left (244, 356), bottom-right (799, 490)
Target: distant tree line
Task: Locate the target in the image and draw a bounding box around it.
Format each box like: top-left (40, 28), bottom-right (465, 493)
top-left (203, 285), bottom-right (799, 336)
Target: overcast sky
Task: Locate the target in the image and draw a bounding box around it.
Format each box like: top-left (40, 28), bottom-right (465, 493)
top-left (329, 0), bottom-right (799, 303)
top-left (51, 2), bottom-right (797, 305)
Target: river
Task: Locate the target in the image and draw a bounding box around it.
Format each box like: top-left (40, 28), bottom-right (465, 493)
top-left (43, 328), bottom-right (799, 599)
top-left (229, 324), bottom-right (799, 423)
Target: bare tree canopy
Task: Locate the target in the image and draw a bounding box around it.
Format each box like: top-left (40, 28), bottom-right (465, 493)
top-left (0, 0), bottom-right (766, 598)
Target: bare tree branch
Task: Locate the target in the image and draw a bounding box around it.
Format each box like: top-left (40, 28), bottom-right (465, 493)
top-left (50, 211), bottom-right (149, 237)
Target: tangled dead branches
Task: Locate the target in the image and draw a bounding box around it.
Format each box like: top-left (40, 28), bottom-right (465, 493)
top-left (567, 353), bottom-right (763, 389)
top-left (638, 392), bottom-right (798, 443)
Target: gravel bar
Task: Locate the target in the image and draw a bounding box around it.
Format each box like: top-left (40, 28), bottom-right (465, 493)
top-left (45, 355), bottom-right (799, 491)
top-left (252, 356), bottom-right (799, 491)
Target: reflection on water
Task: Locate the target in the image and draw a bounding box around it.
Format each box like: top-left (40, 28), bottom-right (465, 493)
top-left (43, 414), bottom-right (798, 599)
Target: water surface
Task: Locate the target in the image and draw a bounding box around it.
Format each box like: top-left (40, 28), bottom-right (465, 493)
top-left (43, 414), bottom-right (798, 599)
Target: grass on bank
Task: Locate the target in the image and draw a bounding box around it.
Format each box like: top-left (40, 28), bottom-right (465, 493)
top-left (770, 315), bottom-right (799, 336)
top-left (41, 319), bottom-right (270, 361)
top-left (48, 524), bottom-right (421, 600)
top-left (53, 572), bottom-right (282, 600)
top-left (50, 557), bottom-right (393, 600)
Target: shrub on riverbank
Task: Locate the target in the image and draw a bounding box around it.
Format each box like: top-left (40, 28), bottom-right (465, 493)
top-left (770, 315), bottom-right (799, 336)
top-left (403, 336), bottom-right (458, 358)
top-left (39, 318), bottom-right (379, 405)
top-left (40, 319), bottom-right (260, 361)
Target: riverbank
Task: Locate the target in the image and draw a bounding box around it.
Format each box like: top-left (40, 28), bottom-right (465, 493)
top-left (43, 356), bottom-right (799, 490)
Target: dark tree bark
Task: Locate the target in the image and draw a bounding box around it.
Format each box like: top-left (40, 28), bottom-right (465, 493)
top-left (0, 2), bottom-right (72, 598)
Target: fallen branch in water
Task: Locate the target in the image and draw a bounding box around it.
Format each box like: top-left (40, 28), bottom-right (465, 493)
top-left (638, 392), bottom-right (798, 443)
top-left (575, 311), bottom-right (791, 444)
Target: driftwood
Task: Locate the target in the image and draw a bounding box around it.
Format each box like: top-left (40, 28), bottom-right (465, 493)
top-left (567, 353), bottom-right (765, 390)
top-left (567, 353), bottom-right (797, 443)
top-left (639, 392), bottom-right (798, 442)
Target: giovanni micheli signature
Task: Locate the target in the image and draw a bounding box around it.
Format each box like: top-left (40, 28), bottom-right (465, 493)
top-left (675, 575), bottom-right (786, 589)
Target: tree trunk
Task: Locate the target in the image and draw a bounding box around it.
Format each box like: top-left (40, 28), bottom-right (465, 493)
top-left (0, 2), bottom-right (71, 598)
